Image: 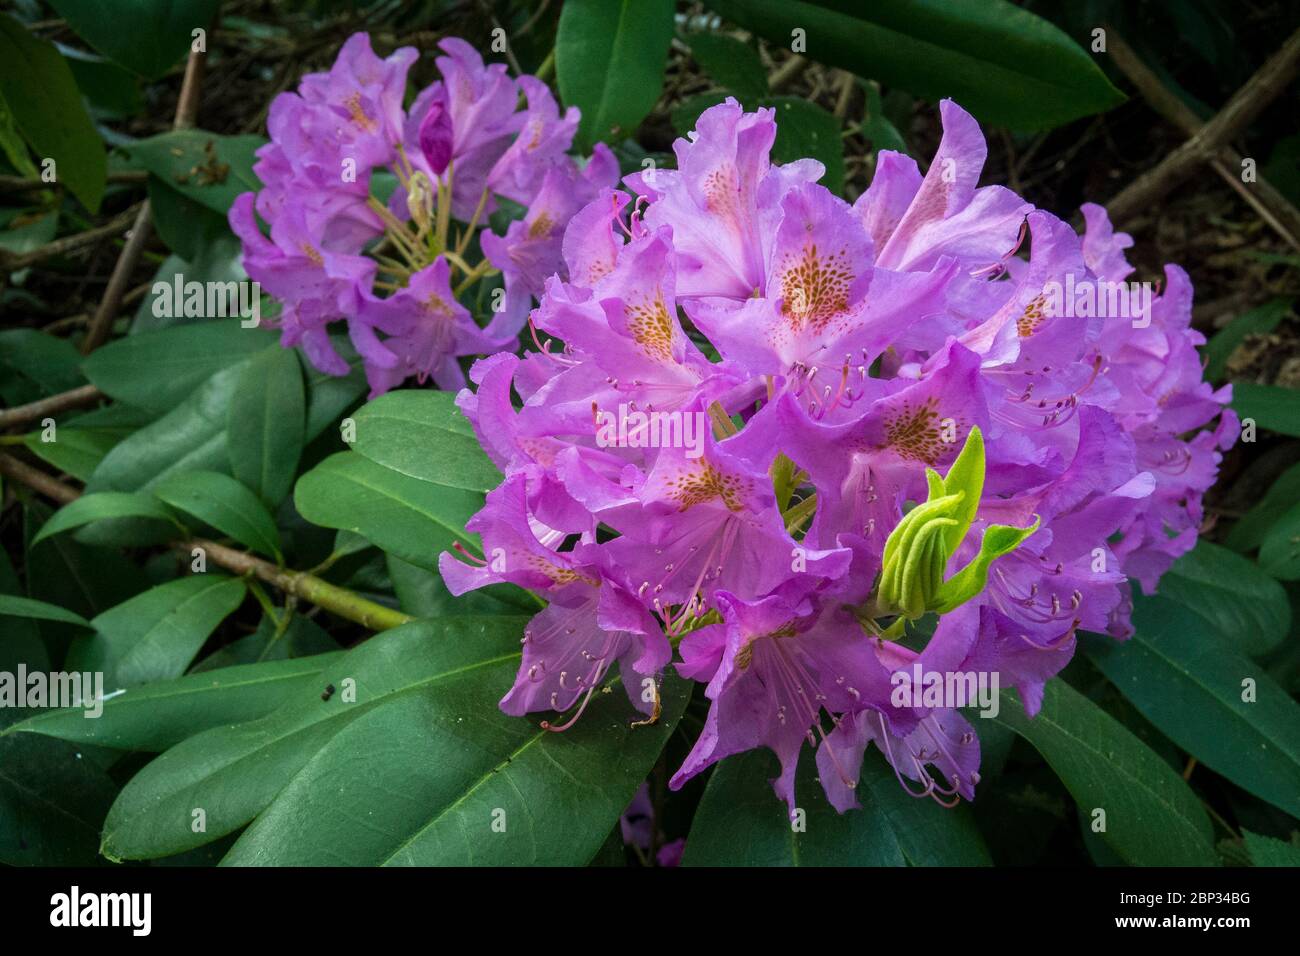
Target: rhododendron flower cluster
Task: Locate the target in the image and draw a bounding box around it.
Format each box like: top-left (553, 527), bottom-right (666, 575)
top-left (230, 32), bottom-right (618, 396)
top-left (441, 96), bottom-right (1237, 816)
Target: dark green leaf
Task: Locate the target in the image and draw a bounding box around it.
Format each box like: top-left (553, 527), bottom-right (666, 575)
top-left (31, 491), bottom-right (179, 545)
top-left (68, 575), bottom-right (247, 689)
top-left (687, 32), bottom-right (768, 102)
top-left (123, 129), bottom-right (264, 215)
top-left (683, 748), bottom-right (990, 865)
top-left (557, 0), bottom-right (676, 148)
top-left (1204, 298), bottom-right (1292, 381)
top-left (992, 681), bottom-right (1216, 865)
top-left (350, 389), bottom-right (500, 493)
top-left (1226, 462), bottom-right (1300, 553)
top-left (295, 452), bottom-right (484, 572)
top-left (153, 469), bottom-right (281, 560)
top-left (704, 0), bottom-right (1125, 130)
top-left (227, 346), bottom-right (305, 508)
top-left (0, 594), bottom-right (92, 629)
top-left (1157, 539), bottom-right (1291, 656)
top-left (1083, 595), bottom-right (1300, 820)
top-left (81, 321), bottom-right (277, 415)
top-left (1233, 382), bottom-right (1300, 438)
top-left (1243, 829), bottom-right (1300, 867)
top-left (46, 0), bottom-right (220, 79)
top-left (1260, 500), bottom-right (1300, 581)
top-left (0, 13), bottom-right (105, 210)
top-left (6, 652), bottom-right (343, 752)
top-left (221, 673), bottom-right (689, 865)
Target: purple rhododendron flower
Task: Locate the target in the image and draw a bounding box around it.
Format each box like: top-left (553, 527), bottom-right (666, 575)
top-left (231, 32), bottom-right (618, 397)
top-left (441, 95), bottom-right (1236, 818)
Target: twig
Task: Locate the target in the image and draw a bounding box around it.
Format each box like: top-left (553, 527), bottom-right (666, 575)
top-left (0, 453), bottom-right (412, 631)
top-left (1107, 28), bottom-right (1300, 252)
top-left (0, 203), bottom-right (142, 271)
top-left (1105, 26), bottom-right (1300, 232)
top-left (0, 384), bottom-right (104, 432)
top-left (81, 47), bottom-right (207, 354)
top-left (0, 170), bottom-right (148, 194)
top-left (769, 55), bottom-right (809, 92)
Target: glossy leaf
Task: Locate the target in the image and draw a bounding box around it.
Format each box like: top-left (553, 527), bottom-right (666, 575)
top-left (153, 469), bottom-right (282, 560)
top-left (704, 0), bottom-right (1125, 130)
top-left (683, 748), bottom-right (990, 866)
top-left (557, 0), bottom-right (675, 148)
top-left (227, 346), bottom-right (305, 508)
top-left (992, 681), bottom-right (1217, 866)
top-left (6, 652), bottom-right (343, 752)
top-left (46, 0), bottom-right (219, 78)
top-left (1083, 595), bottom-right (1300, 820)
top-left (68, 575), bottom-right (247, 689)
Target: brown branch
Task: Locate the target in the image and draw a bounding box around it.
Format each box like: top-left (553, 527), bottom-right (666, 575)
top-left (0, 170), bottom-right (148, 194)
top-left (0, 203), bottom-right (142, 271)
top-left (0, 384), bottom-right (104, 432)
top-left (82, 47), bottom-right (208, 354)
top-left (1105, 26), bottom-right (1300, 230)
top-left (1106, 28), bottom-right (1300, 251)
top-left (0, 453), bottom-right (412, 631)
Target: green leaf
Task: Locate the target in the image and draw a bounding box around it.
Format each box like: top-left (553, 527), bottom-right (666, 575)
top-left (683, 748), bottom-right (990, 866)
top-left (0, 13), bottom-right (105, 211)
top-left (101, 616), bottom-right (529, 859)
top-left (23, 427), bottom-right (128, 483)
top-left (1260, 500), bottom-right (1300, 581)
top-left (1232, 382), bottom-right (1300, 438)
top-left (991, 681), bottom-right (1216, 866)
top-left (190, 612), bottom-right (340, 672)
top-left (227, 346), bottom-right (305, 508)
top-left (68, 575), bottom-right (247, 689)
top-left (6, 652), bottom-right (343, 752)
top-left (153, 470), bottom-right (281, 561)
top-left (1204, 298), bottom-right (1293, 381)
top-left (704, 0), bottom-right (1125, 130)
top-left (62, 47), bottom-right (143, 119)
top-left (0, 732), bottom-right (117, 865)
top-left (766, 96), bottom-right (845, 196)
top-left (220, 674), bottom-right (689, 866)
top-left (148, 176), bottom-right (230, 261)
top-left (1243, 829), bottom-right (1300, 867)
top-left (687, 32), bottom-right (769, 102)
top-left (1083, 595), bottom-right (1300, 820)
top-left (557, 0), bottom-right (676, 149)
top-left (123, 129), bottom-right (264, 215)
top-left (30, 491), bottom-right (179, 546)
top-left (295, 452), bottom-right (484, 572)
top-left (1226, 462), bottom-right (1300, 552)
top-left (1156, 539), bottom-right (1291, 656)
top-left (350, 389), bottom-right (501, 493)
top-left (0, 594), bottom-right (92, 629)
top-left (46, 0), bottom-right (220, 79)
top-left (81, 320), bottom-right (277, 415)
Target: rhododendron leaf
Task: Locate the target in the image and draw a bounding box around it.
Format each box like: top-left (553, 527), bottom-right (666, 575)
top-left (67, 575), bottom-right (247, 690)
top-left (153, 469), bottom-right (282, 561)
top-left (1232, 382), bottom-right (1300, 438)
top-left (220, 675), bottom-right (689, 865)
top-left (4, 652), bottom-right (343, 752)
top-left (993, 681), bottom-right (1216, 866)
top-left (1157, 539), bottom-right (1291, 656)
top-left (683, 749), bottom-right (990, 866)
top-left (227, 345), bottom-right (305, 510)
top-left (295, 452), bottom-right (485, 572)
top-left (556, 0), bottom-right (675, 149)
top-left (46, 0), bottom-right (220, 79)
top-left (704, 0), bottom-right (1125, 130)
top-left (1083, 595), bottom-right (1300, 821)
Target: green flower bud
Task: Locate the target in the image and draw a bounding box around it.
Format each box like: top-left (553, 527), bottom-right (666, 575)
top-left (876, 426), bottom-right (1038, 621)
